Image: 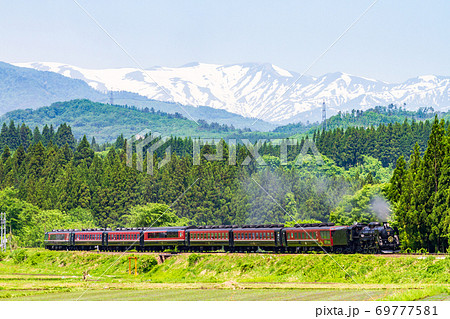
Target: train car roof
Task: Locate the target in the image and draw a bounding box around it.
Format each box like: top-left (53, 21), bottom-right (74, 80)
top-left (233, 227), bottom-right (282, 231)
top-left (284, 225), bottom-right (348, 231)
top-left (142, 226), bottom-right (194, 231)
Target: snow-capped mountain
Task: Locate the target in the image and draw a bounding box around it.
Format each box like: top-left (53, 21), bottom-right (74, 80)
top-left (14, 61), bottom-right (450, 123)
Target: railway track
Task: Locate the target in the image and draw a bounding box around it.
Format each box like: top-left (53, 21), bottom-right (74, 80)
top-left (61, 250), bottom-right (449, 257)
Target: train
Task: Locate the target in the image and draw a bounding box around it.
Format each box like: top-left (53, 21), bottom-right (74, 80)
top-left (44, 222), bottom-right (400, 254)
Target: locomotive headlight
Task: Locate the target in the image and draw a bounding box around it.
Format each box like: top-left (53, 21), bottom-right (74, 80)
top-left (388, 236), bottom-right (394, 243)
top-left (361, 234), bottom-right (364, 237)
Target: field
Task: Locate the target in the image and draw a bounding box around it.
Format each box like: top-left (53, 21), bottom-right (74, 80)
top-left (0, 249), bottom-right (449, 301)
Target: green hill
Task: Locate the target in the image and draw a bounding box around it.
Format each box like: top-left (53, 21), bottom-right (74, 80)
top-left (273, 104), bottom-right (438, 138)
top-left (0, 99), bottom-right (247, 143)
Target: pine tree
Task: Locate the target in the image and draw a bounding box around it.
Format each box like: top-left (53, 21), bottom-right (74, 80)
top-left (55, 123), bottom-right (76, 149)
top-left (1, 145), bottom-right (11, 162)
top-left (7, 120), bottom-right (20, 150)
top-left (0, 123), bottom-right (8, 150)
top-left (74, 135), bottom-right (94, 167)
top-left (19, 123), bottom-right (33, 150)
top-left (387, 156), bottom-right (406, 202)
top-left (32, 126), bottom-right (42, 146)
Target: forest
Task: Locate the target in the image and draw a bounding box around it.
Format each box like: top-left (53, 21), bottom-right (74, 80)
top-left (0, 113), bottom-right (449, 252)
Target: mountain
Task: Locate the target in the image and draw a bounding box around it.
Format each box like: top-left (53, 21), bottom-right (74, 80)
top-left (0, 62), bottom-right (274, 131)
top-left (0, 61), bottom-right (105, 114)
top-left (14, 61), bottom-right (450, 124)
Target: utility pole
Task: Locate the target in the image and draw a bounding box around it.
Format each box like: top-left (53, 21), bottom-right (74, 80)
top-left (321, 101), bottom-right (327, 131)
top-left (0, 212), bottom-right (6, 252)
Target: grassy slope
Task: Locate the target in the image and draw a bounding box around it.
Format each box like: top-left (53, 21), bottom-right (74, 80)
top-left (1, 249), bottom-right (449, 284)
top-left (0, 249), bottom-right (449, 301)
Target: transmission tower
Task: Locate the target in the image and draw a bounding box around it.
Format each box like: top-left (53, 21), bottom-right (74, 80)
top-left (109, 91), bottom-right (114, 105)
top-left (322, 101), bottom-right (327, 131)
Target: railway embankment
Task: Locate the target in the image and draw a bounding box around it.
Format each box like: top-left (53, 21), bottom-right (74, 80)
top-left (0, 249), bottom-right (449, 285)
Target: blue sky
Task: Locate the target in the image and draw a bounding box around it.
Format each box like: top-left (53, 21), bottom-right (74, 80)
top-left (1, 0), bottom-right (449, 82)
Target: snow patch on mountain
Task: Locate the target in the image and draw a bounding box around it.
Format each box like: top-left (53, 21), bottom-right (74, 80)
top-left (14, 61), bottom-right (450, 123)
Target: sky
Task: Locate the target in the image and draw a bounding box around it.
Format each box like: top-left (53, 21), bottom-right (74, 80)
top-left (0, 0), bottom-right (449, 83)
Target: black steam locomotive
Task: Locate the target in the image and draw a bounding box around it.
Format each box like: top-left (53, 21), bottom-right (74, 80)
top-left (44, 222), bottom-right (400, 254)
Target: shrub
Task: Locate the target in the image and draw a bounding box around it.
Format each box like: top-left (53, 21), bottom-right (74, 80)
top-left (10, 249), bottom-right (27, 263)
top-left (139, 257), bottom-right (158, 273)
top-left (0, 252), bottom-right (7, 261)
top-left (188, 254), bottom-right (201, 267)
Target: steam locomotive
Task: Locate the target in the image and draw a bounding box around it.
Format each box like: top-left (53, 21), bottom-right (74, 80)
top-left (44, 222), bottom-right (400, 254)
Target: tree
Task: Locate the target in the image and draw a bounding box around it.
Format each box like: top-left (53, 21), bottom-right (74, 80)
top-left (55, 123), bottom-right (75, 149)
top-left (387, 156), bottom-right (406, 202)
top-left (122, 203), bottom-right (181, 227)
top-left (74, 135), bottom-right (94, 167)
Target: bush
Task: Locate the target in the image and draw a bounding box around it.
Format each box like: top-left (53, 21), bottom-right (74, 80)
top-left (10, 249), bottom-right (27, 263)
top-left (188, 254), bottom-right (201, 267)
top-left (139, 257), bottom-right (158, 273)
top-left (0, 252), bottom-right (7, 262)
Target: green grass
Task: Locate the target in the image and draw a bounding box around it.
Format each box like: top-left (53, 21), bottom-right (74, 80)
top-left (5, 289), bottom-right (391, 301)
top-left (1, 249), bottom-right (450, 284)
top-left (0, 249), bottom-right (449, 301)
